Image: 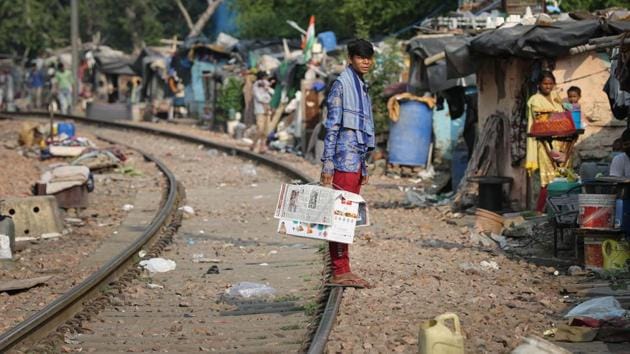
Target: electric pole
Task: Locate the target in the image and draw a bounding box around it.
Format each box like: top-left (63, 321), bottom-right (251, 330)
top-left (71, 0), bottom-right (79, 112)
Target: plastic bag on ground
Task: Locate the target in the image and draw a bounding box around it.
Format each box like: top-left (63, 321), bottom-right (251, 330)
top-left (564, 296), bottom-right (627, 320)
top-left (139, 258), bottom-right (176, 273)
top-left (226, 282), bottom-right (276, 299)
top-left (240, 163), bottom-right (257, 178)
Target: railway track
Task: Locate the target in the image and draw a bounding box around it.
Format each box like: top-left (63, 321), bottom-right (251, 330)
top-left (0, 112), bottom-right (343, 353)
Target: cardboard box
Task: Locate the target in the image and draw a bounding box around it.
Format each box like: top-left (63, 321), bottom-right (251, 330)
top-left (274, 184), bottom-right (368, 244)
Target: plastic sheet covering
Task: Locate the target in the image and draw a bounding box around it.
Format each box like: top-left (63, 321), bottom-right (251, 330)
top-left (406, 35), bottom-right (475, 92)
top-left (470, 20), bottom-right (604, 58)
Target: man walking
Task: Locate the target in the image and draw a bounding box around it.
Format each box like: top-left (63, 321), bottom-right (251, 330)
top-left (321, 39), bottom-right (375, 288)
top-left (252, 71), bottom-right (273, 153)
top-left (55, 63), bottom-right (73, 114)
top-left (29, 65), bottom-right (45, 109)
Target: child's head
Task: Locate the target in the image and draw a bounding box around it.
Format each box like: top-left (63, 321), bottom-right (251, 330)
top-left (567, 86), bottom-right (581, 104)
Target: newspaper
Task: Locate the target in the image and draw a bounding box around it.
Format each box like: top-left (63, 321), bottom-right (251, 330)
top-left (274, 184), bottom-right (336, 225)
top-left (274, 184), bottom-right (368, 244)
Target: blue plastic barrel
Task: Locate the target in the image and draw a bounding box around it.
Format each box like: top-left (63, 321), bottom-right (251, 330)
top-left (57, 122), bottom-right (75, 137)
top-left (388, 101), bottom-right (433, 166)
top-left (317, 31), bottom-right (337, 52)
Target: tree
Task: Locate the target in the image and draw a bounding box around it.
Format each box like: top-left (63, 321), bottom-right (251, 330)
top-left (0, 0), bottom-right (69, 58)
top-left (232, 0), bottom-right (454, 40)
top-left (560, 0), bottom-right (628, 11)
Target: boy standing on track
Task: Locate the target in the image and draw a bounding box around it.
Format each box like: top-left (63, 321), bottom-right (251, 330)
top-left (320, 39), bottom-right (375, 289)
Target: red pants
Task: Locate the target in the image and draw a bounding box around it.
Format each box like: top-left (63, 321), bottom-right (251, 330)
top-left (536, 186), bottom-right (548, 213)
top-left (329, 170), bottom-right (362, 276)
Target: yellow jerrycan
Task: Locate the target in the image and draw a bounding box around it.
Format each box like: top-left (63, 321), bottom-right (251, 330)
top-left (602, 239), bottom-right (630, 270)
top-left (418, 312), bottom-right (465, 354)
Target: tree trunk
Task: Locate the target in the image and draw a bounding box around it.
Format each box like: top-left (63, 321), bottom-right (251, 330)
top-left (188, 0), bottom-right (223, 38)
top-left (174, 0), bottom-right (194, 30)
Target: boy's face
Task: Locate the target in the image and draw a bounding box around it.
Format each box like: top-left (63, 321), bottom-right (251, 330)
top-left (349, 55), bottom-right (373, 76)
top-left (567, 91), bottom-right (580, 104)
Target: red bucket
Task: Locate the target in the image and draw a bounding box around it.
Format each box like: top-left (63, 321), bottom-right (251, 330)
top-left (578, 194), bottom-right (616, 229)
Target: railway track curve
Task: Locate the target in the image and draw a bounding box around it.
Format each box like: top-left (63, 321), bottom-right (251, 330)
top-left (0, 112), bottom-right (343, 353)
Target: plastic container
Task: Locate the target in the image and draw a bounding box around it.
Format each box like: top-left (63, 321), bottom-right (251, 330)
top-left (584, 237), bottom-right (604, 270)
top-left (317, 31), bottom-right (337, 52)
top-left (419, 312), bottom-right (465, 354)
top-left (388, 101), bottom-right (433, 167)
top-left (578, 194), bottom-right (616, 229)
top-left (547, 179), bottom-right (581, 198)
top-left (602, 239), bottom-right (630, 270)
top-left (0, 215), bottom-right (15, 260)
top-left (475, 208), bottom-right (504, 234)
top-left (56, 122), bottom-right (75, 138)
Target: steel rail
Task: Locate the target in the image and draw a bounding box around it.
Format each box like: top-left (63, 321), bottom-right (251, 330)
top-left (0, 114), bottom-right (179, 352)
top-left (0, 111), bottom-right (342, 353)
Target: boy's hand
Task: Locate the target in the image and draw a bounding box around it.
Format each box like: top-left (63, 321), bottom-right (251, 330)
top-left (361, 175), bottom-right (369, 185)
top-left (320, 172), bottom-right (333, 186)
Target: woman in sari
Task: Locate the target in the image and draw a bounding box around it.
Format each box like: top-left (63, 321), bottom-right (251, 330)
top-left (525, 71), bottom-right (569, 211)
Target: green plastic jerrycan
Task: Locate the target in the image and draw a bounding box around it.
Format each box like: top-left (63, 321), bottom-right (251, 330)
top-left (418, 313), bottom-right (465, 354)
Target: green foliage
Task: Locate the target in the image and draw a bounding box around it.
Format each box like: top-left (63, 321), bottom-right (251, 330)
top-left (233, 0), bottom-right (454, 39)
top-left (560, 0), bottom-right (628, 11)
top-left (217, 77), bottom-right (244, 120)
top-left (366, 38), bottom-right (405, 134)
top-left (0, 0), bottom-right (69, 57)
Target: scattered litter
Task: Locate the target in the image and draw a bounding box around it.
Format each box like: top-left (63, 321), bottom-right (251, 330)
top-left (139, 257), bottom-right (176, 273)
top-left (138, 250), bottom-right (147, 258)
top-left (253, 195), bottom-right (264, 200)
top-left (147, 283), bottom-right (164, 289)
top-left (0, 275), bottom-right (53, 293)
top-left (16, 232), bottom-right (62, 242)
top-left (480, 260), bottom-right (499, 270)
top-left (564, 296), bottom-right (627, 320)
top-left (511, 335), bottom-right (571, 354)
top-left (240, 163), bottom-right (257, 177)
top-left (64, 333), bottom-right (82, 345)
top-left (225, 282), bottom-right (276, 299)
top-left (567, 266), bottom-right (584, 276)
top-left (64, 217), bottom-right (84, 225)
top-left (179, 205), bottom-right (195, 215)
top-left (199, 230), bottom-right (205, 234)
top-left (207, 149), bottom-right (219, 157)
top-left (192, 253), bottom-right (221, 263)
top-left (205, 265), bottom-right (220, 274)
top-left (268, 250), bottom-right (278, 255)
top-left (417, 165), bottom-right (435, 180)
top-left (122, 204), bottom-right (134, 211)
top-left (469, 231), bottom-right (496, 248)
top-left (251, 183), bottom-right (258, 187)
top-left (489, 233), bottom-right (508, 249)
top-left (115, 165), bottom-right (143, 177)
top-left (259, 263), bottom-right (269, 266)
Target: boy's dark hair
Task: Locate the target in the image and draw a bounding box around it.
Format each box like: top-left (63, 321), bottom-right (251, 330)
top-left (567, 86), bottom-right (581, 96)
top-left (347, 39), bottom-right (374, 58)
